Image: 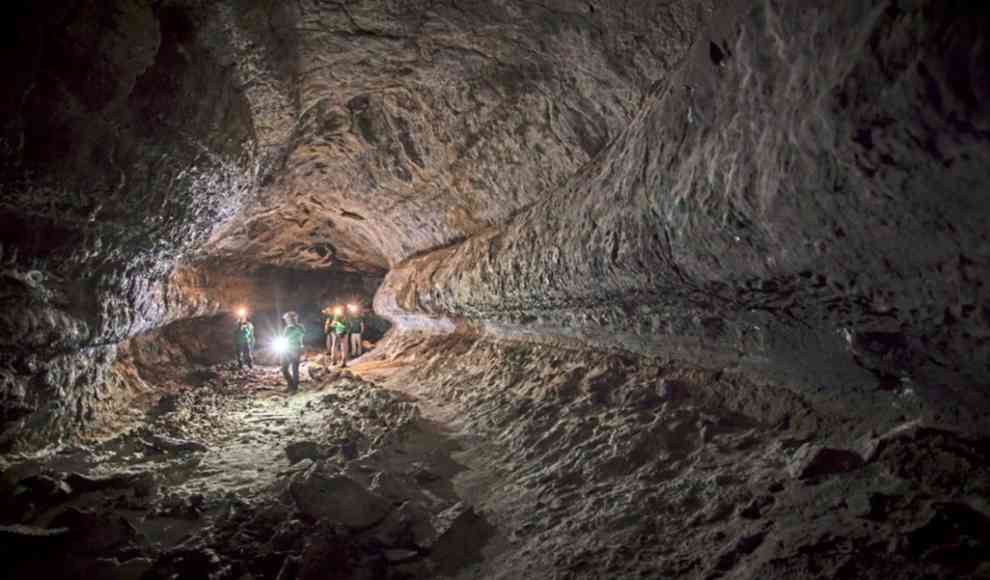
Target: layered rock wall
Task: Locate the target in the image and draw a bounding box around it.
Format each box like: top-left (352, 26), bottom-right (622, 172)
top-left (378, 0), bottom-right (990, 432)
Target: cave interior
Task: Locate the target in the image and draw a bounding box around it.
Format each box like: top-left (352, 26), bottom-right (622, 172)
top-left (2, 1), bottom-right (990, 579)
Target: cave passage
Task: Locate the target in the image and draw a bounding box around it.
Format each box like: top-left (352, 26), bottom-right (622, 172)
top-left (2, 0), bottom-right (990, 578)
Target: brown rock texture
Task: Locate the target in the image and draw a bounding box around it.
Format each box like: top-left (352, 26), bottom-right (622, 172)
top-left (361, 332), bottom-right (990, 579)
top-left (1, 0), bottom-right (715, 443)
top-left (203, 0), bottom-right (715, 269)
top-left (1, 0), bottom-right (990, 578)
top-left (1, 1), bottom-right (256, 447)
top-left (378, 0), bottom-right (990, 432)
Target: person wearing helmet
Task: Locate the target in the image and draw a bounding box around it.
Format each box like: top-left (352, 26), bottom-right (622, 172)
top-left (280, 311), bottom-right (305, 392)
top-left (346, 303), bottom-right (366, 358)
top-left (234, 312), bottom-right (256, 370)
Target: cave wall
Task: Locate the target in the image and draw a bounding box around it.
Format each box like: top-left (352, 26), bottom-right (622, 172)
top-left (377, 0), bottom-right (990, 434)
top-left (0, 0), bottom-right (259, 449)
top-left (0, 249), bottom-right (384, 448)
top-left (3, 0), bottom-right (989, 448)
top-left (1, 0), bottom-right (718, 448)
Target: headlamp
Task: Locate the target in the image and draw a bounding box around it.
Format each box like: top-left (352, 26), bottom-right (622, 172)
top-left (236, 307), bottom-right (247, 318)
top-left (272, 336), bottom-right (289, 355)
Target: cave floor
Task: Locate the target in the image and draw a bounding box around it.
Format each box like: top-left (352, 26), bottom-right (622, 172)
top-left (3, 341), bottom-right (990, 580)
top-left (2, 357), bottom-right (503, 579)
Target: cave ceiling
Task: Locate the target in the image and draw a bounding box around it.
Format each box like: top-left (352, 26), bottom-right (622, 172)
top-left (199, 0), bottom-right (713, 272)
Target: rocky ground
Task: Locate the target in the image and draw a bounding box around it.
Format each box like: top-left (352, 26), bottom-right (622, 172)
top-left (3, 336), bottom-right (990, 580)
top-left (363, 333), bottom-right (990, 580)
top-left (0, 354), bottom-right (492, 580)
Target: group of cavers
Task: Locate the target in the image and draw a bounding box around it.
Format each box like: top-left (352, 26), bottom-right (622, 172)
top-left (231, 304), bottom-right (367, 392)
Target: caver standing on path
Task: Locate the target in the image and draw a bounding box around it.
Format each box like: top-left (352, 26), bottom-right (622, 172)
top-left (330, 307), bottom-right (351, 367)
top-left (323, 306), bottom-right (340, 358)
top-left (347, 303), bottom-right (366, 358)
top-left (234, 311), bottom-right (255, 370)
top-left (280, 311), bottom-right (305, 392)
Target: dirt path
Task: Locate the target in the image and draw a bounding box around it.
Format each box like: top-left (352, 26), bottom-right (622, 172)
top-left (1, 359), bottom-right (503, 579)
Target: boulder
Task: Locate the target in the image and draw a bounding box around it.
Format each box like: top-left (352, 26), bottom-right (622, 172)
top-left (857, 419), bottom-right (971, 463)
top-left (280, 458), bottom-right (316, 477)
top-left (788, 444), bottom-right (864, 480)
top-left (307, 363), bottom-right (327, 382)
top-left (286, 441), bottom-right (323, 465)
top-left (298, 521), bottom-right (383, 580)
top-left (65, 472), bottom-right (131, 493)
top-left (142, 434), bottom-right (208, 454)
top-left (373, 501), bottom-right (437, 548)
top-left (85, 557), bottom-right (154, 580)
top-left (19, 474), bottom-right (73, 498)
top-left (0, 525), bottom-right (70, 577)
top-left (66, 471), bottom-right (158, 498)
top-left (290, 471), bottom-right (391, 530)
top-left (50, 508), bottom-right (137, 554)
top-left (737, 495), bottom-right (774, 520)
top-left (368, 470), bottom-right (413, 502)
top-left (430, 504), bottom-right (496, 576)
top-left (0, 523), bottom-right (70, 553)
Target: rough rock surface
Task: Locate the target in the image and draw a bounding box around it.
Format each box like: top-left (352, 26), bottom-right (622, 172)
top-left (0, 253), bottom-right (381, 447)
top-left (1, 0), bottom-right (255, 447)
top-left (3, 0), bottom-right (711, 444)
top-left (2, 333), bottom-right (990, 578)
top-left (2, 0), bottom-right (990, 578)
top-left (290, 470), bottom-right (391, 530)
top-left (4, 0), bottom-right (985, 447)
top-left (203, 0), bottom-right (715, 269)
top-left (0, 362), bottom-right (475, 579)
top-left (361, 332), bottom-right (990, 579)
top-left (377, 0), bottom-right (990, 433)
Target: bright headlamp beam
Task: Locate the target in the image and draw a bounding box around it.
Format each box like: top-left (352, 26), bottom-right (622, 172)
top-left (272, 336), bottom-right (289, 355)
top-left (236, 307), bottom-right (247, 318)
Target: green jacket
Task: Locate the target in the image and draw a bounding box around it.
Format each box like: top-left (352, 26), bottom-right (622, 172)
top-left (329, 316), bottom-right (349, 336)
top-left (235, 321), bottom-right (255, 346)
top-left (283, 324), bottom-right (305, 352)
top-left (350, 315), bottom-right (365, 334)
